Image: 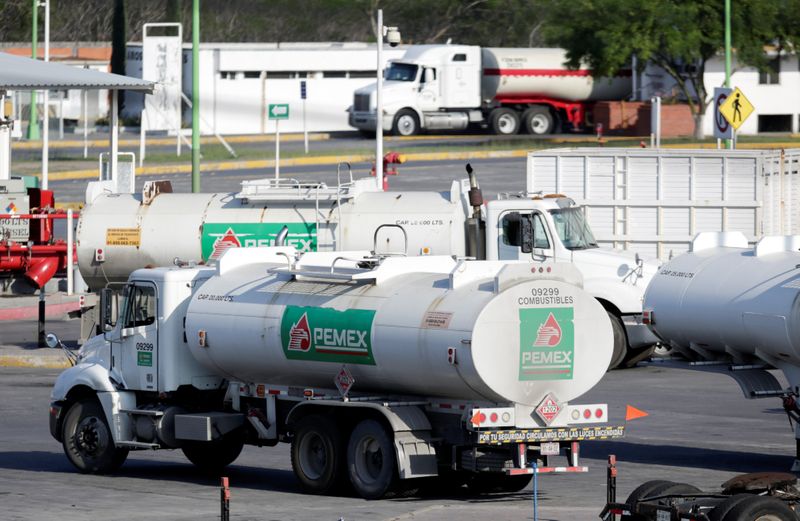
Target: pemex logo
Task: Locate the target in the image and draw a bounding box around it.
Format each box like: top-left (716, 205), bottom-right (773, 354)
top-left (209, 228), bottom-right (244, 261)
top-left (288, 313), bottom-right (311, 352)
top-left (534, 313), bottom-right (562, 347)
top-left (519, 307), bottom-right (575, 381)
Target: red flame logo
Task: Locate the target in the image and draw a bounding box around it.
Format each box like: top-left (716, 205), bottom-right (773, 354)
top-left (210, 228), bottom-right (242, 260)
top-left (534, 312), bottom-right (562, 347)
top-left (288, 313), bottom-right (311, 351)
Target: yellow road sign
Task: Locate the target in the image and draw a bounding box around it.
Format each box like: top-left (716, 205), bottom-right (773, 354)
top-left (719, 87), bottom-right (754, 130)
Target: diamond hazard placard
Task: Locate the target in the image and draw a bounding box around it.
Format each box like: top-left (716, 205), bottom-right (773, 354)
top-left (535, 393), bottom-right (562, 425)
top-left (335, 365), bottom-right (355, 397)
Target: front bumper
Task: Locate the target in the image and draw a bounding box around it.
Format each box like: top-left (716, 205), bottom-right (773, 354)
top-left (49, 401), bottom-right (65, 441)
top-left (622, 316), bottom-right (660, 349)
top-left (349, 111), bottom-right (392, 132)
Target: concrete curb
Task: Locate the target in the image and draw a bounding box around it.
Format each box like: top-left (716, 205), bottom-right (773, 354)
top-left (11, 132), bottom-right (332, 150)
top-left (0, 352), bottom-right (71, 369)
top-left (44, 148), bottom-right (530, 182)
top-left (0, 301), bottom-right (81, 321)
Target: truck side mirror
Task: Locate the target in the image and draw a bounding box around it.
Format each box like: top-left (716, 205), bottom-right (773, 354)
top-left (503, 213), bottom-right (533, 253)
top-left (520, 215), bottom-right (534, 254)
top-left (99, 288), bottom-right (116, 332)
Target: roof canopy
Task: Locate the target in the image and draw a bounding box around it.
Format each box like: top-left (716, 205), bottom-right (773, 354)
top-left (0, 52), bottom-right (154, 93)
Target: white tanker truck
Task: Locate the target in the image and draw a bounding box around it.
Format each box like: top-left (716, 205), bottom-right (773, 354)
top-left (75, 170), bottom-right (659, 369)
top-left (348, 45), bottom-right (631, 136)
top-left (600, 232), bottom-right (800, 520)
top-left (49, 247), bottom-right (623, 499)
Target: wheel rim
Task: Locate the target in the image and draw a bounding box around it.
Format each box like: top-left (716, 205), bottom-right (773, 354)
top-left (754, 516), bottom-right (783, 521)
top-left (530, 114), bottom-right (549, 134)
top-left (298, 431), bottom-right (328, 480)
top-left (354, 436), bottom-right (384, 484)
top-left (497, 113), bottom-right (517, 134)
top-left (396, 114), bottom-right (416, 136)
top-left (75, 416), bottom-right (110, 456)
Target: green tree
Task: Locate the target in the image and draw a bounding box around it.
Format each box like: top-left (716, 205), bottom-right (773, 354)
top-left (542, 0), bottom-right (795, 138)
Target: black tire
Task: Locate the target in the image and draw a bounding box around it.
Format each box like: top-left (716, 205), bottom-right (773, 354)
top-left (522, 106), bottom-right (555, 135)
top-left (392, 109), bottom-right (419, 136)
top-left (489, 108), bottom-right (520, 135)
top-left (722, 494), bottom-right (796, 521)
top-left (467, 473), bottom-right (532, 493)
top-left (291, 415), bottom-right (344, 495)
top-left (608, 312), bottom-right (628, 370)
top-left (622, 481), bottom-right (701, 521)
top-left (347, 419), bottom-right (397, 499)
top-left (182, 428), bottom-right (244, 473)
top-left (62, 399), bottom-right (129, 474)
top-left (708, 494), bottom-right (760, 521)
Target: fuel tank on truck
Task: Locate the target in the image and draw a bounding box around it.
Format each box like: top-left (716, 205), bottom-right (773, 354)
top-left (644, 232), bottom-right (800, 377)
top-left (184, 248), bottom-right (612, 406)
top-left (480, 48), bottom-right (631, 102)
top-left (76, 178), bottom-right (468, 289)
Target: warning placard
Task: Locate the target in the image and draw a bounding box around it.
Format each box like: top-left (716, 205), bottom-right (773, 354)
top-left (106, 228), bottom-right (141, 246)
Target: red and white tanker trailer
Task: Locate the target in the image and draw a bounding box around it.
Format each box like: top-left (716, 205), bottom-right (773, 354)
top-left (349, 45), bottom-right (631, 136)
top-left (49, 246), bottom-right (623, 498)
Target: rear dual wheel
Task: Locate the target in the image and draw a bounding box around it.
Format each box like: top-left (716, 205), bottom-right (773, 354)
top-left (709, 494), bottom-right (795, 521)
top-left (291, 415), bottom-right (345, 495)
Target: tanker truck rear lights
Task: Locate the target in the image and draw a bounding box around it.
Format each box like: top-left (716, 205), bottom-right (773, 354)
top-left (642, 310), bottom-right (654, 325)
top-left (469, 407), bottom-right (515, 428)
top-left (94, 248), bottom-right (105, 262)
top-left (198, 330), bottom-right (207, 347)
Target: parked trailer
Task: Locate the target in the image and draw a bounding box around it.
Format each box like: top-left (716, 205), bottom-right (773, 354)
top-left (527, 148), bottom-right (800, 260)
top-left (75, 171), bottom-right (659, 368)
top-left (604, 231), bottom-right (800, 520)
top-left (48, 247), bottom-right (623, 499)
top-left (349, 45), bottom-right (631, 136)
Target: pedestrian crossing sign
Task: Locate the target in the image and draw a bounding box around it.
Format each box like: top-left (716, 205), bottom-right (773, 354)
top-left (719, 87), bottom-right (754, 130)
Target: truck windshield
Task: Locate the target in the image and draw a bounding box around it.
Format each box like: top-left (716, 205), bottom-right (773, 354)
top-left (384, 63), bottom-right (418, 82)
top-left (549, 208), bottom-right (599, 250)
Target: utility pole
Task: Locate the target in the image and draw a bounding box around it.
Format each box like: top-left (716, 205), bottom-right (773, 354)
top-left (27, 0), bottom-right (40, 140)
top-left (191, 0), bottom-right (200, 192)
top-left (724, 0), bottom-right (732, 149)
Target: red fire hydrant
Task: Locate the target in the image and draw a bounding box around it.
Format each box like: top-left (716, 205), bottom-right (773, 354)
top-left (371, 152), bottom-right (405, 190)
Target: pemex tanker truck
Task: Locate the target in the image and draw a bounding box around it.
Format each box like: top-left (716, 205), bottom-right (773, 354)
top-left (348, 45), bottom-right (631, 136)
top-left (49, 246), bottom-right (623, 499)
top-left (76, 171), bottom-right (659, 369)
top-left (600, 232), bottom-right (800, 520)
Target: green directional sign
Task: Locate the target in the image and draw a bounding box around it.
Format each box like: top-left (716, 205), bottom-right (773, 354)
top-left (268, 103), bottom-right (290, 120)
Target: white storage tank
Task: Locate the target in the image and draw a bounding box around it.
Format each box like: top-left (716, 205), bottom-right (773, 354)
top-left (185, 252), bottom-right (612, 406)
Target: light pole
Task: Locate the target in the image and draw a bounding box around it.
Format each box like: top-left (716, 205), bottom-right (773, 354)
top-left (41, 0), bottom-right (49, 190)
top-left (26, 0), bottom-right (39, 140)
top-left (374, 9), bottom-right (400, 191)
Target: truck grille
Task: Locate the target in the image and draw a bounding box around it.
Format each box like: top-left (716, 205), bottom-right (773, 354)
top-left (354, 93), bottom-right (371, 112)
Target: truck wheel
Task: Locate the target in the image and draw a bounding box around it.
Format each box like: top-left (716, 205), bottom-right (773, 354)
top-left (522, 107), bottom-right (555, 135)
top-left (721, 494), bottom-right (796, 520)
top-left (622, 481), bottom-right (701, 520)
top-left (608, 312), bottom-right (628, 370)
top-left (182, 428), bottom-right (244, 473)
top-left (489, 108), bottom-right (520, 135)
top-left (708, 494), bottom-right (759, 521)
top-left (62, 399), bottom-right (129, 474)
top-left (347, 419), bottom-right (397, 499)
top-left (392, 109), bottom-right (419, 136)
top-left (291, 415), bottom-right (343, 495)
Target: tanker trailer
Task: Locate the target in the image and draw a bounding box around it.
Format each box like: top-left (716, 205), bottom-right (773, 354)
top-left (600, 232), bottom-right (800, 521)
top-left (76, 174), bottom-right (657, 368)
top-left (49, 246), bottom-right (624, 499)
top-left (643, 231), bottom-right (800, 469)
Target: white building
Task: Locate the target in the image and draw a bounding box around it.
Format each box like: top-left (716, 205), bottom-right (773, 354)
top-left (641, 52), bottom-right (800, 135)
top-left (124, 42), bottom-right (406, 134)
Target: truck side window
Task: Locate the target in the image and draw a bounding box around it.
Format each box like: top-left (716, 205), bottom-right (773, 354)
top-left (501, 214), bottom-right (522, 246)
top-left (502, 213), bottom-right (550, 249)
top-left (452, 54), bottom-right (467, 62)
top-left (123, 285), bottom-right (156, 328)
top-left (421, 67), bottom-right (436, 84)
